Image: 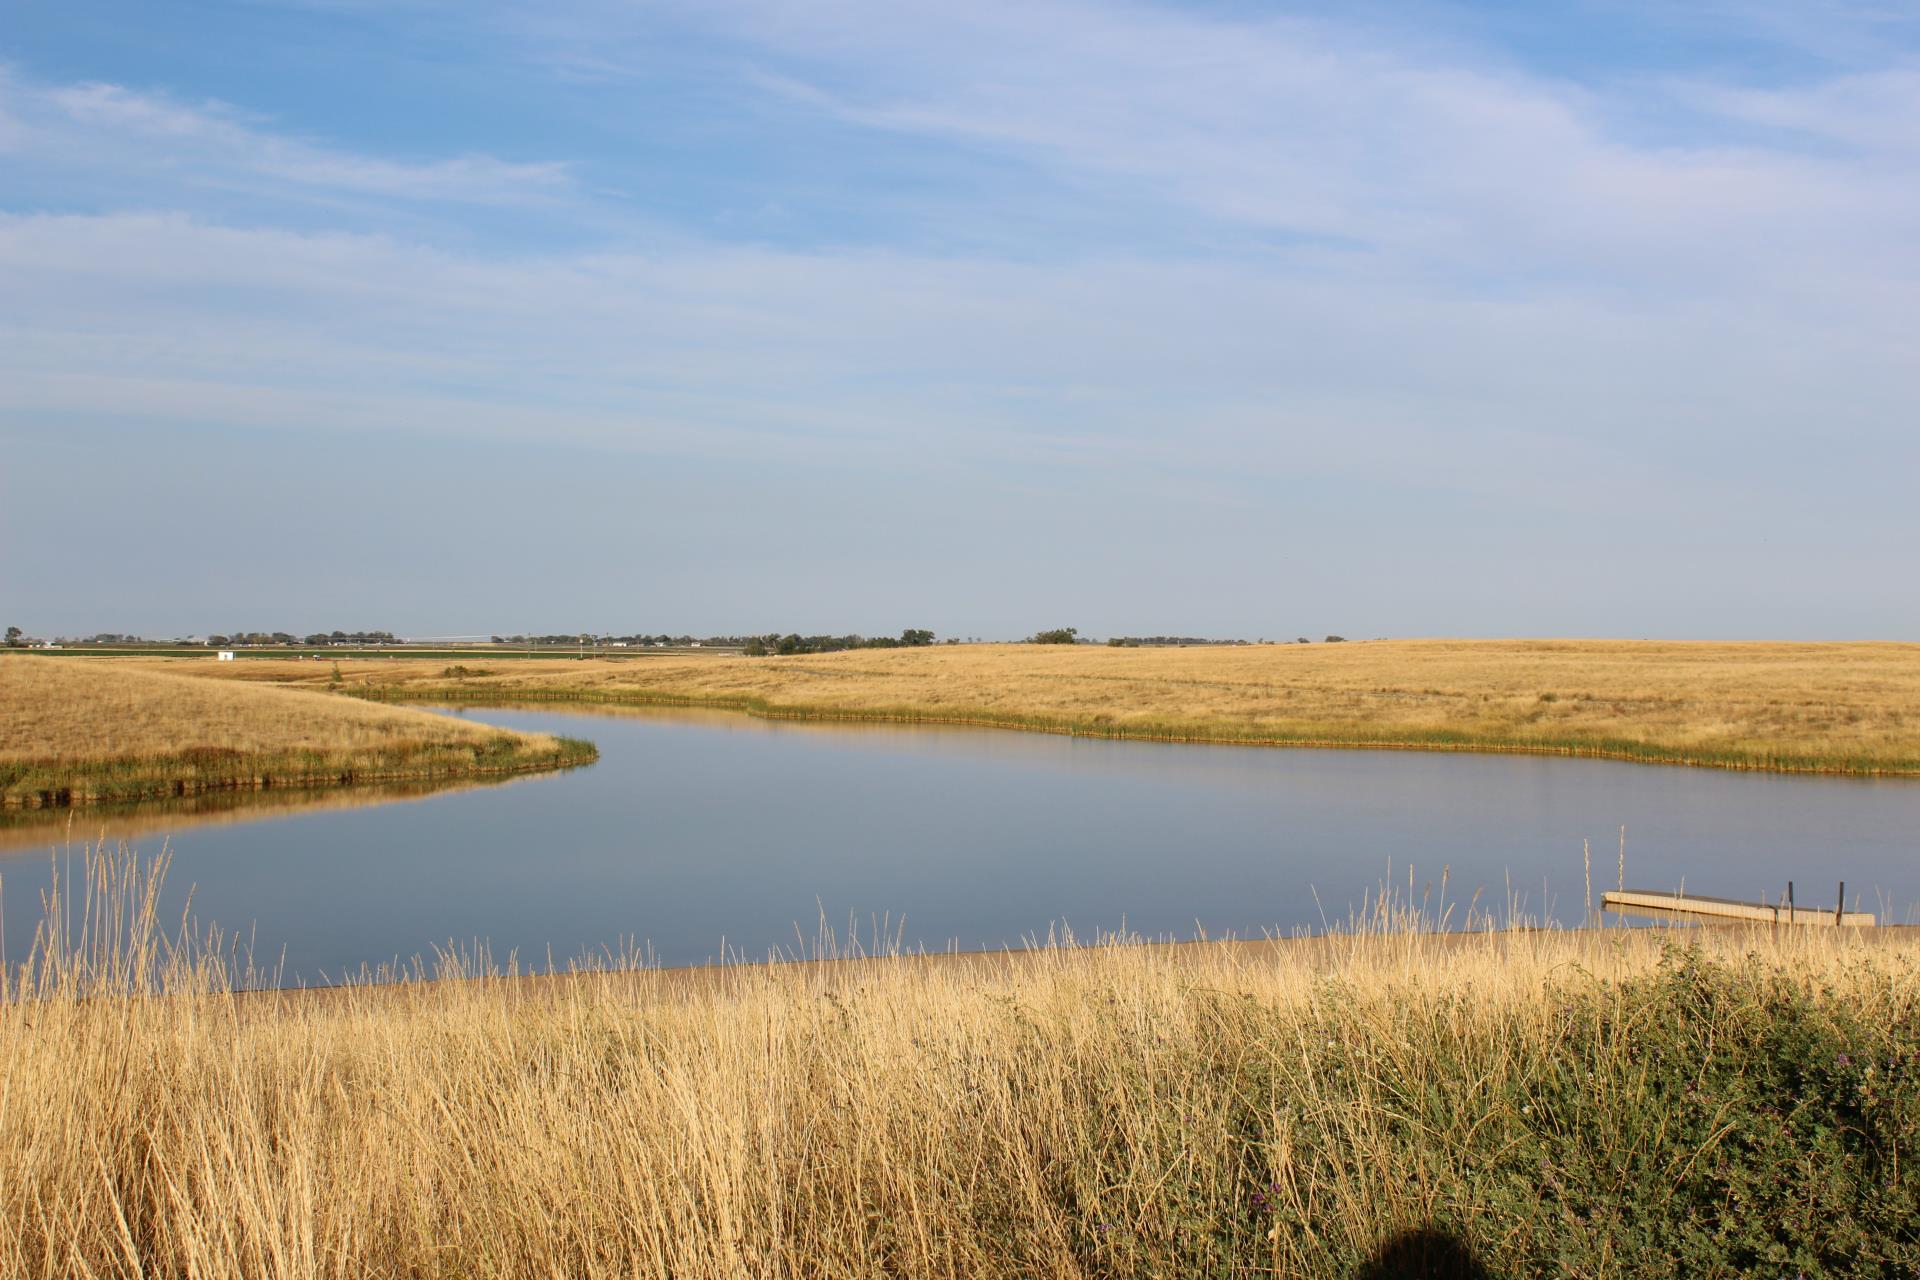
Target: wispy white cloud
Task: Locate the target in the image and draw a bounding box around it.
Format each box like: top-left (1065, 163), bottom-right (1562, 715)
top-left (0, 66), bottom-right (33, 152)
top-left (4, 4), bottom-right (1914, 456)
top-left (3, 208), bottom-right (1912, 512)
top-left (691, 0), bottom-right (1920, 299)
top-left (6, 76), bottom-right (571, 205)
top-left (1681, 66), bottom-right (1920, 157)
top-left (1652, 0), bottom-right (1920, 67)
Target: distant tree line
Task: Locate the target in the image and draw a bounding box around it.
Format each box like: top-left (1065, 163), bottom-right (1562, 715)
top-left (742, 629), bottom-right (936, 657)
top-left (492, 634), bottom-right (747, 648)
top-left (10, 632), bottom-right (234, 648)
top-left (301, 631), bottom-right (398, 646)
top-left (200, 631), bottom-right (398, 647)
top-left (20, 632), bottom-right (164, 646)
top-left (1103, 635), bottom-right (1349, 647)
top-left (1106, 636), bottom-right (1254, 648)
top-left (7, 626), bottom-right (1357, 652)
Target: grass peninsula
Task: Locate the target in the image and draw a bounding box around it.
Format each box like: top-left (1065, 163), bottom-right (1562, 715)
top-left (0, 657), bottom-right (595, 809)
top-left (142, 637), bottom-right (1920, 776)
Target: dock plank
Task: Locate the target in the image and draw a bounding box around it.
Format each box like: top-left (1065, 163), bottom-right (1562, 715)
top-left (1603, 889), bottom-right (1874, 927)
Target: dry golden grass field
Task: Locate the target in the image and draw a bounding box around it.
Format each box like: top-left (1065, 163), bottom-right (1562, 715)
top-left (132, 638), bottom-right (1920, 775)
top-left (2, 847), bottom-right (1916, 1279)
top-left (0, 657), bottom-right (594, 808)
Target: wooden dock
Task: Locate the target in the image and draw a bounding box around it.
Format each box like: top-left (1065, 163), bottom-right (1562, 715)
top-left (1603, 888), bottom-right (1874, 927)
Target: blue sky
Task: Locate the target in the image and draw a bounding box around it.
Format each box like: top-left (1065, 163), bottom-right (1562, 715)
top-left (3, 0), bottom-right (1916, 639)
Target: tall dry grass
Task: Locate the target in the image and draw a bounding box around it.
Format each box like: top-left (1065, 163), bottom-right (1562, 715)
top-left (0, 658), bottom-right (593, 807)
top-left (2, 845), bottom-right (1916, 1278)
top-left (152, 638), bottom-right (1920, 775)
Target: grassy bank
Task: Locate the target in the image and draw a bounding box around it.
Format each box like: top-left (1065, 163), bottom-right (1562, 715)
top-left (0, 657), bottom-right (595, 808)
top-left (143, 638), bottom-right (1920, 775)
top-left (3, 849), bottom-right (1916, 1278)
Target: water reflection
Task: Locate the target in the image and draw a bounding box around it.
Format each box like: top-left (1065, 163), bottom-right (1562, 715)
top-left (0, 772), bottom-right (544, 857)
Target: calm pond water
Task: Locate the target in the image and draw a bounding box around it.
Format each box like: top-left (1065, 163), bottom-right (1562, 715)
top-left (4, 706), bottom-right (1918, 983)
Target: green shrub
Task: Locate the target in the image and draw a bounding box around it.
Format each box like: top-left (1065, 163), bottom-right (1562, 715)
top-left (1242, 953), bottom-right (1920, 1277)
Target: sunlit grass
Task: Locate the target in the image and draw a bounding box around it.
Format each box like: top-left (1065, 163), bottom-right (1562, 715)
top-left (1, 844), bottom-right (1915, 1277)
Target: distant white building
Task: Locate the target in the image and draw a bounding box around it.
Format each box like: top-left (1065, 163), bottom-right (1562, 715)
top-left (217, 650), bottom-right (235, 661)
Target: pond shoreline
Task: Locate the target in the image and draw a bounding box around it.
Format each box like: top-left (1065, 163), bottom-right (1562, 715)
top-left (246, 917), bottom-right (1919, 1003)
top-left (356, 685), bottom-right (1920, 778)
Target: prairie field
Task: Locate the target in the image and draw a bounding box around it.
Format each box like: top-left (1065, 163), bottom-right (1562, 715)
top-left (0, 657), bottom-right (594, 807)
top-left (1, 848), bottom-right (1916, 1279)
top-left (141, 638), bottom-right (1920, 775)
